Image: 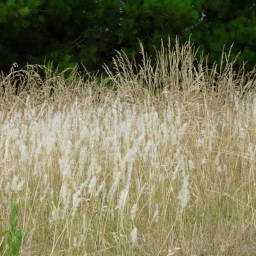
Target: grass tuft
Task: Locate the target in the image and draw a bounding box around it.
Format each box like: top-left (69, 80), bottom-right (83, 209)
top-left (1, 40), bottom-right (256, 255)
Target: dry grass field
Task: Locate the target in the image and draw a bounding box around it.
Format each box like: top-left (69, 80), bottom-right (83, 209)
top-left (1, 41), bottom-right (256, 255)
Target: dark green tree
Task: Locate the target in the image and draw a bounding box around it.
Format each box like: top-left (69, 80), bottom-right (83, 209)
top-left (0, 0), bottom-right (204, 74)
top-left (0, 0), bottom-right (99, 73)
top-left (110, 0), bottom-right (203, 68)
top-left (185, 0), bottom-right (256, 71)
top-left (0, 0), bottom-right (43, 72)
top-left (0, 0), bottom-right (255, 76)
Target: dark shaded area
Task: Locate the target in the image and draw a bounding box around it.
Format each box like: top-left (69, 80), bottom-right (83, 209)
top-left (0, 0), bottom-right (255, 80)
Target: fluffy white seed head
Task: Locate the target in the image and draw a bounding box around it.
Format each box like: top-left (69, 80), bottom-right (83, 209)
top-left (130, 226), bottom-right (138, 247)
top-left (130, 203), bottom-right (138, 221)
top-left (178, 172), bottom-right (190, 211)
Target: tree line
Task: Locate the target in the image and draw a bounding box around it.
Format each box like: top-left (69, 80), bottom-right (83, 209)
top-left (0, 0), bottom-right (255, 75)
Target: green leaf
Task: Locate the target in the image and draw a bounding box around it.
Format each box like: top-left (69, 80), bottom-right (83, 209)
top-left (27, 0), bottom-right (41, 10)
top-left (6, 0), bottom-right (15, 8)
top-left (21, 19), bottom-right (30, 28)
top-left (18, 7), bottom-right (30, 17)
top-left (0, 6), bottom-right (7, 23)
top-left (0, 242), bottom-right (5, 253)
top-left (0, 230), bottom-right (8, 237)
top-left (37, 14), bottom-right (45, 23)
top-left (7, 202), bottom-right (22, 256)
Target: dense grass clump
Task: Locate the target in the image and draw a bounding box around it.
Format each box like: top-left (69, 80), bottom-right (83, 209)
top-left (0, 41), bottom-right (256, 255)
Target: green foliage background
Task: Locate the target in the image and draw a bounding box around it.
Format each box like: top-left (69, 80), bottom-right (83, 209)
top-left (0, 0), bottom-right (255, 75)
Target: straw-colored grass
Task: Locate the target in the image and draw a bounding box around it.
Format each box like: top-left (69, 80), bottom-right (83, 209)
top-left (1, 40), bottom-right (256, 256)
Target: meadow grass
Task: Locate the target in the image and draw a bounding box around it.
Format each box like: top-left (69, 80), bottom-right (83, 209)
top-left (1, 40), bottom-right (256, 255)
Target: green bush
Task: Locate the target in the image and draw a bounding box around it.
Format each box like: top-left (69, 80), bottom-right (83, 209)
top-left (0, 203), bottom-right (23, 256)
